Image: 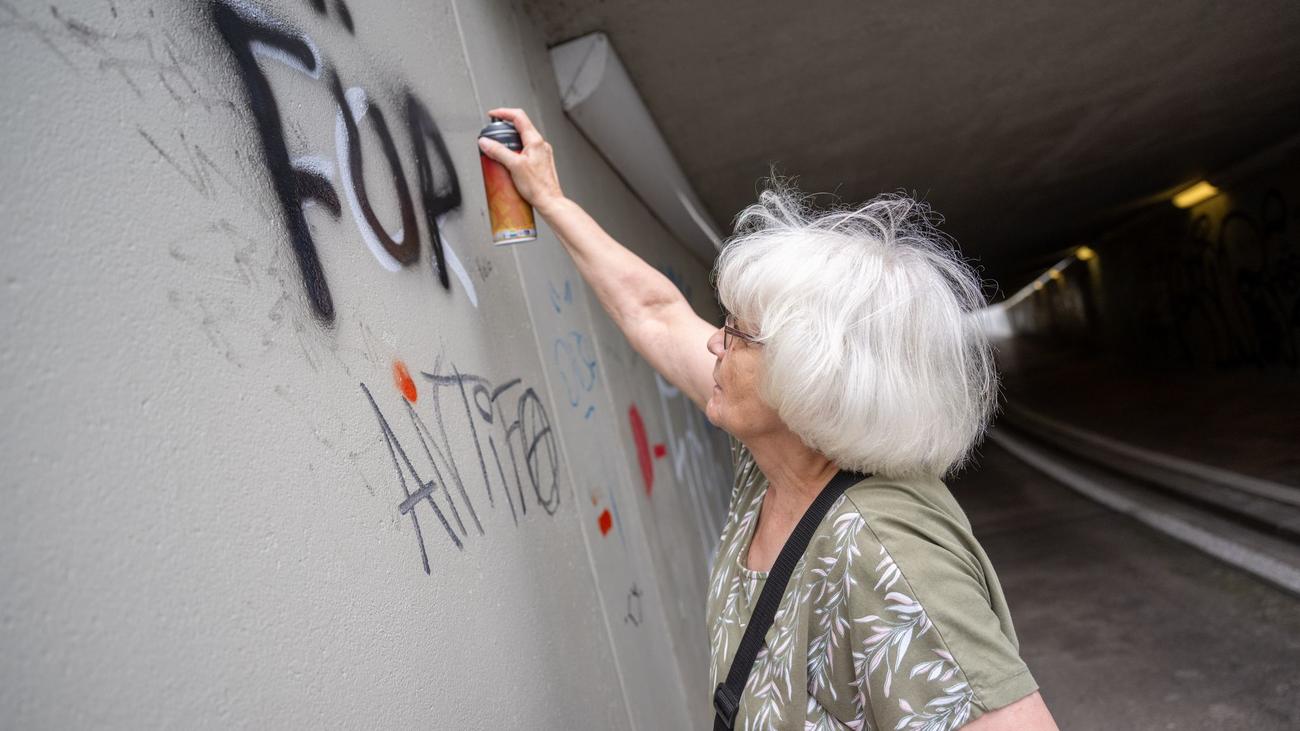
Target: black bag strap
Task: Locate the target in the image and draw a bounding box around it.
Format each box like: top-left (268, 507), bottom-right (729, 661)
top-left (713, 468), bottom-right (872, 730)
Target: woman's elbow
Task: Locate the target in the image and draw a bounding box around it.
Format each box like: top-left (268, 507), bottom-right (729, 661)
top-left (961, 691), bottom-right (1059, 731)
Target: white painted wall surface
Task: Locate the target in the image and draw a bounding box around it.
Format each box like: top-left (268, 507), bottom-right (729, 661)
top-left (0, 1), bottom-right (731, 728)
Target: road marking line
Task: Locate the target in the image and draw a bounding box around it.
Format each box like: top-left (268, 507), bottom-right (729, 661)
top-left (1007, 404), bottom-right (1300, 508)
top-left (990, 428), bottom-right (1300, 598)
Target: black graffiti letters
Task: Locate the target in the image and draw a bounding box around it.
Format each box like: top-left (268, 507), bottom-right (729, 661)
top-left (307, 0), bottom-right (354, 34)
top-left (332, 72), bottom-right (419, 271)
top-left (362, 362), bottom-right (561, 574)
top-left (407, 93), bottom-right (462, 289)
top-left (518, 387), bottom-right (561, 514)
top-left (363, 383), bottom-right (456, 574)
top-left (214, 2), bottom-right (336, 320)
top-left (213, 1), bottom-right (462, 324)
top-left (440, 365), bottom-right (561, 521)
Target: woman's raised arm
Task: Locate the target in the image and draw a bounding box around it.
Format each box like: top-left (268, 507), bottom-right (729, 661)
top-left (478, 107), bottom-right (718, 412)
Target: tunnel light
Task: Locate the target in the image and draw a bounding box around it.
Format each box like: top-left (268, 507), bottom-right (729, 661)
top-left (1172, 181), bottom-right (1220, 208)
top-left (1003, 253), bottom-right (1078, 308)
top-left (1075, 245), bottom-right (1096, 261)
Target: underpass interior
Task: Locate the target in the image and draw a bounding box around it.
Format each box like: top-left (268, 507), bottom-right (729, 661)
top-left (530, 1), bottom-right (1300, 727)
top-left (2, 1), bottom-right (1297, 728)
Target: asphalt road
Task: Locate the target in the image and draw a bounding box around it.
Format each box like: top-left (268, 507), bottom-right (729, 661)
top-left (949, 432), bottom-right (1300, 730)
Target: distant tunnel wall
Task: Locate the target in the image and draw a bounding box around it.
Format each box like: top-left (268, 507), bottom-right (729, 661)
top-left (1003, 151), bottom-right (1300, 374)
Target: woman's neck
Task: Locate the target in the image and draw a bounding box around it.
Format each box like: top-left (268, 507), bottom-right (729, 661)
top-left (745, 428), bottom-right (838, 516)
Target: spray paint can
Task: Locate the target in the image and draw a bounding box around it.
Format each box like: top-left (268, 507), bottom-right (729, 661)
top-left (478, 119), bottom-right (538, 245)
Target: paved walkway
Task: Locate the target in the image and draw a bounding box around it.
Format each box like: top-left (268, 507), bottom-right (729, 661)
top-left (949, 437), bottom-right (1300, 730)
top-left (992, 336), bottom-right (1300, 487)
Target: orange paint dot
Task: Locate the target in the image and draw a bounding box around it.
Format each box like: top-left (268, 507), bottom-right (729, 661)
top-left (393, 361), bottom-right (418, 403)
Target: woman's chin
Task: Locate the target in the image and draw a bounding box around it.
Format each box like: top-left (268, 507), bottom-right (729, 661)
top-left (704, 393), bottom-right (722, 427)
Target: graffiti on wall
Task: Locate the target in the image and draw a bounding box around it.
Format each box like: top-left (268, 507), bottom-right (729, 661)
top-left (212, 0), bottom-right (470, 324)
top-left (627, 404), bottom-right (667, 496)
top-left (545, 277), bottom-right (628, 543)
top-left (1170, 188), bottom-right (1300, 369)
top-left (588, 464), bottom-right (624, 543)
top-left (549, 279), bottom-right (601, 419)
top-left (1008, 186), bottom-right (1300, 372)
top-left (621, 377), bottom-right (729, 565)
top-left (362, 359), bottom-right (561, 574)
top-left (653, 374), bottom-right (729, 562)
top-left (623, 583), bottom-right (643, 626)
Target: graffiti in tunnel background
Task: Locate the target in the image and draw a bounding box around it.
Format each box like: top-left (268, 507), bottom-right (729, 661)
top-left (212, 0), bottom-right (468, 324)
top-left (1171, 189), bottom-right (1300, 369)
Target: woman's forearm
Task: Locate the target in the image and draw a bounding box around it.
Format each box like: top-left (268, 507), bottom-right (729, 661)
top-left (539, 196), bottom-right (688, 330)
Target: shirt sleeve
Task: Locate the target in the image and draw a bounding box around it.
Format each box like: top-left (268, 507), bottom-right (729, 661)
top-left (841, 485), bottom-right (1039, 729)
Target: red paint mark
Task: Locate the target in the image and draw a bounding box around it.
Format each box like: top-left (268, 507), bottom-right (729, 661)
top-left (393, 360), bottom-right (418, 403)
top-left (629, 404), bottom-right (653, 496)
top-left (598, 509), bottom-right (613, 536)
top-left (653, 443), bottom-right (667, 459)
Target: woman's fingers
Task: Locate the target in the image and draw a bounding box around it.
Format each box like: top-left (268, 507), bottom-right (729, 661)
top-left (486, 107), bottom-right (544, 148)
top-left (477, 136), bottom-right (516, 167)
top-left (480, 107), bottom-right (564, 209)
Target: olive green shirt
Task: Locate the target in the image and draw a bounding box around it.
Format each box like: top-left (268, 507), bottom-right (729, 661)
top-left (706, 437), bottom-right (1038, 730)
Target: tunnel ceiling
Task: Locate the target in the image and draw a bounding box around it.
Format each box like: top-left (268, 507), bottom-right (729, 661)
top-left (523, 0), bottom-right (1300, 299)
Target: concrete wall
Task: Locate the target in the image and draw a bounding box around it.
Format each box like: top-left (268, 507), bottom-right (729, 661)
top-left (0, 1), bottom-right (731, 728)
top-left (1003, 151), bottom-right (1300, 375)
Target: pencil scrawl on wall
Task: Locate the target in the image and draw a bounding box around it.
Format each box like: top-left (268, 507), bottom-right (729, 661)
top-left (624, 583), bottom-right (643, 626)
top-left (362, 360), bottom-right (561, 574)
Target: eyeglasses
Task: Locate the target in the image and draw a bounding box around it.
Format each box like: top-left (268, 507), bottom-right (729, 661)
top-left (723, 314), bottom-right (761, 350)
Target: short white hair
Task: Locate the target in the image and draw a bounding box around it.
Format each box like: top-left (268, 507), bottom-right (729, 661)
top-left (712, 183), bottom-right (998, 479)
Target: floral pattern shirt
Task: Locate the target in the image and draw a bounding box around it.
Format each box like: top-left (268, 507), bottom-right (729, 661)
top-left (706, 437), bottom-right (1039, 730)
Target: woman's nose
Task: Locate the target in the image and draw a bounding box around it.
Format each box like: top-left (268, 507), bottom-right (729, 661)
top-left (707, 327), bottom-right (725, 356)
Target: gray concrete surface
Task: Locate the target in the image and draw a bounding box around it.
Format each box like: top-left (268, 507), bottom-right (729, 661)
top-left (0, 1), bottom-right (727, 727)
top-left (950, 435), bottom-right (1300, 730)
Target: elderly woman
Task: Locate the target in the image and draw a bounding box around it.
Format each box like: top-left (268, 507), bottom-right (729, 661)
top-left (479, 109), bottom-right (1058, 731)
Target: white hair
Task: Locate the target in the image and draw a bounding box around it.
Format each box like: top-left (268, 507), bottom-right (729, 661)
top-left (712, 182), bottom-right (999, 479)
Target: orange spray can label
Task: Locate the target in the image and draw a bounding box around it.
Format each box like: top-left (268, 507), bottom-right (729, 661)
top-left (478, 119), bottom-right (537, 245)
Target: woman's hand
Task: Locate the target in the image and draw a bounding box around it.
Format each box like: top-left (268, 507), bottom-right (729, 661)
top-left (477, 107), bottom-right (566, 217)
